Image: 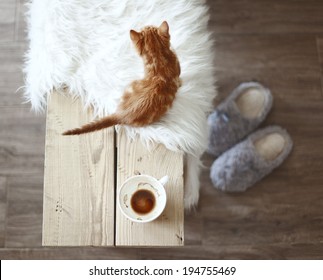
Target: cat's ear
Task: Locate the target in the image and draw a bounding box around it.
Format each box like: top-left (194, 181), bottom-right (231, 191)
top-left (158, 21), bottom-right (169, 37)
top-left (130, 30), bottom-right (141, 43)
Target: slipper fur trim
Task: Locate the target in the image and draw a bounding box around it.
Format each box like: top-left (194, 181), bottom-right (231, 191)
top-left (207, 82), bottom-right (273, 157)
top-left (210, 126), bottom-right (293, 192)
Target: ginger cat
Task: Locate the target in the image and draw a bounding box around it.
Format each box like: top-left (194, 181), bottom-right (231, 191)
top-left (63, 21), bottom-right (181, 135)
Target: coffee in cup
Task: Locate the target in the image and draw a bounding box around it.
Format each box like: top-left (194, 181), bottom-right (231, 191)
top-left (118, 175), bottom-right (168, 223)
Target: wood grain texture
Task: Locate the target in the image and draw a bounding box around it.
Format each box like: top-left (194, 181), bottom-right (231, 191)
top-left (43, 91), bottom-right (115, 246)
top-left (139, 243), bottom-right (323, 260)
top-left (184, 214), bottom-right (202, 246)
top-left (0, 0), bottom-right (15, 42)
top-left (0, 247), bottom-right (140, 260)
top-left (215, 35), bottom-right (320, 71)
top-left (1, 0), bottom-right (323, 259)
top-left (116, 128), bottom-right (184, 246)
top-left (0, 106), bottom-right (45, 176)
top-left (0, 177), bottom-right (7, 247)
top-left (208, 0), bottom-right (323, 35)
top-left (316, 37), bottom-right (323, 99)
top-left (6, 175), bottom-right (42, 247)
top-left (15, 0), bottom-right (26, 42)
top-left (0, 43), bottom-right (26, 106)
top-left (2, 243), bottom-right (323, 260)
top-left (213, 34), bottom-right (322, 105)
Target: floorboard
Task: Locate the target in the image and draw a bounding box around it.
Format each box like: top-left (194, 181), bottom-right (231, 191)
top-left (0, 0), bottom-right (16, 43)
top-left (0, 43), bottom-right (27, 106)
top-left (0, 0), bottom-right (323, 259)
top-left (0, 107), bottom-right (45, 176)
top-left (208, 0), bottom-right (323, 35)
top-left (5, 175), bottom-right (43, 248)
top-left (0, 177), bottom-right (7, 247)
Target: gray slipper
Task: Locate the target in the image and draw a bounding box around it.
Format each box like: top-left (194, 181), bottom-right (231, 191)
top-left (210, 126), bottom-right (293, 192)
top-left (207, 82), bottom-right (273, 157)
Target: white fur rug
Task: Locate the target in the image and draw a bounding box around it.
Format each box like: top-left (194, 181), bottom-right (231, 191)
top-left (23, 0), bottom-right (216, 209)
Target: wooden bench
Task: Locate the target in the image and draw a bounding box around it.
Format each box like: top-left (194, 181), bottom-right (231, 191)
top-left (42, 90), bottom-right (184, 246)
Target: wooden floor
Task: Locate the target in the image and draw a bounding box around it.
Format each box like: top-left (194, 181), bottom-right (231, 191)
top-left (1, 0), bottom-right (323, 259)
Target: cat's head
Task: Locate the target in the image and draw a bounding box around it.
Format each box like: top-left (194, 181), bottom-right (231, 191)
top-left (130, 21), bottom-right (170, 55)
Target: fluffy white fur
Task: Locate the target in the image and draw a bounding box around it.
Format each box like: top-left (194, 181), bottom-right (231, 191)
top-left (23, 0), bottom-right (216, 209)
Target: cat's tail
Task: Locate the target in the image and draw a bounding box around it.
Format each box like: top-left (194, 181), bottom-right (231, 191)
top-left (62, 114), bottom-right (121, 135)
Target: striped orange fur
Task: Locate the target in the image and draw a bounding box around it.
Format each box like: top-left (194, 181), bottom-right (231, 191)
top-left (63, 21), bottom-right (181, 136)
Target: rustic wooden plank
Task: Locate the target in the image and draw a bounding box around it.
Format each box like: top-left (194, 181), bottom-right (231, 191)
top-left (43, 91), bottom-right (115, 246)
top-left (116, 128), bottom-right (184, 246)
top-left (2, 0), bottom-right (323, 258)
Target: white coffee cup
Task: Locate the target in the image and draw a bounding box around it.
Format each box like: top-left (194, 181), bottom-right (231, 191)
top-left (118, 174), bottom-right (169, 223)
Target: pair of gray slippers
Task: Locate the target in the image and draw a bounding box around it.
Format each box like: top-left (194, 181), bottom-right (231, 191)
top-left (208, 82), bottom-right (293, 192)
